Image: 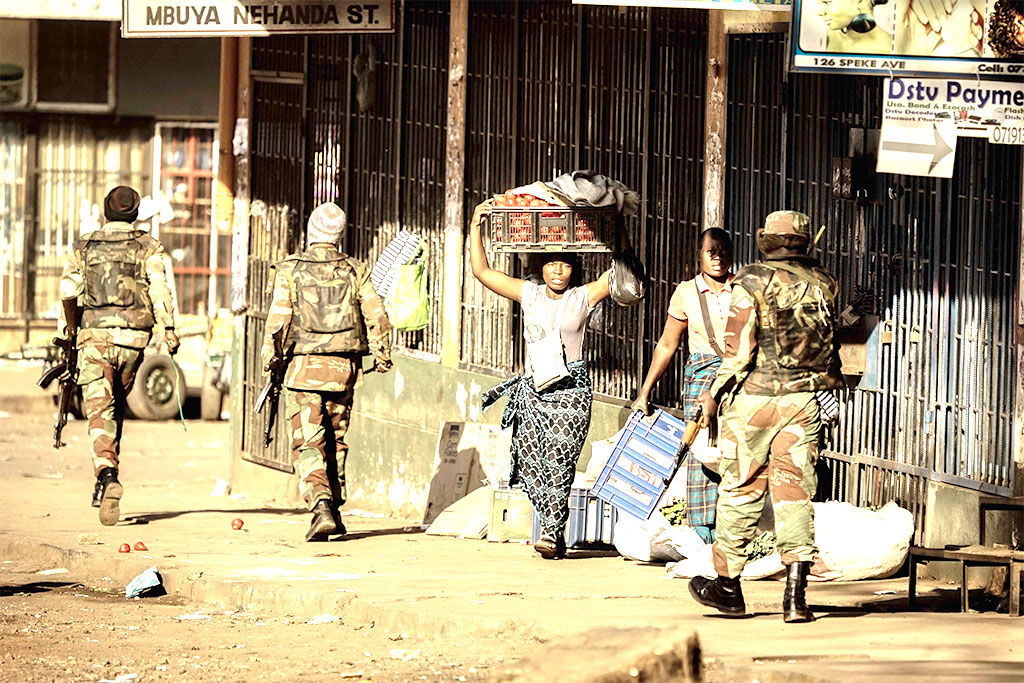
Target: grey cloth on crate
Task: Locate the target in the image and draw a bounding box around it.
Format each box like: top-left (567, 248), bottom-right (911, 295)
top-left (543, 170), bottom-right (640, 216)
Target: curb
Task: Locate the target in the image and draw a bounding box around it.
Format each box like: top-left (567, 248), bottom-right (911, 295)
top-left (498, 627), bottom-right (703, 683)
top-left (0, 535), bottom-right (548, 640)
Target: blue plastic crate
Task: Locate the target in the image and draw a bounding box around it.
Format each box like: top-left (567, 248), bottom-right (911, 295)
top-left (591, 409), bottom-right (687, 521)
top-left (530, 487), bottom-right (618, 548)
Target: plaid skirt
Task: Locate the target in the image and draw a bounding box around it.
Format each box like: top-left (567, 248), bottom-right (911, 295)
top-left (482, 360), bottom-right (593, 538)
top-left (682, 353), bottom-right (721, 528)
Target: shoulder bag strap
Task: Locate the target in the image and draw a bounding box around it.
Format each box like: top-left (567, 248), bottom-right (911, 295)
top-left (696, 279), bottom-right (724, 358)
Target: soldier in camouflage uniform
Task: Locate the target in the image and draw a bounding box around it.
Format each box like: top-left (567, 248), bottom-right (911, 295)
top-left (261, 202), bottom-right (393, 542)
top-left (692, 210), bottom-right (843, 623)
top-left (58, 186), bottom-right (179, 526)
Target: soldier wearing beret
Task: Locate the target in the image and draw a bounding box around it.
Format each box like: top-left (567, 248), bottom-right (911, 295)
top-left (58, 186), bottom-right (179, 526)
top-left (692, 210), bottom-right (843, 623)
top-left (261, 202), bottom-right (393, 542)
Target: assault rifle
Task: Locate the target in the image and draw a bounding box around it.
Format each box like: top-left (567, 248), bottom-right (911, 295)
top-left (657, 405), bottom-right (708, 495)
top-left (38, 298), bottom-right (80, 449)
top-left (254, 327), bottom-right (288, 447)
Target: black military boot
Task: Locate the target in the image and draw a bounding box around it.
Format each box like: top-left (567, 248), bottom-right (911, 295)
top-left (782, 561), bottom-right (815, 623)
top-left (95, 468), bottom-right (123, 527)
top-left (328, 501), bottom-right (347, 537)
top-left (305, 500), bottom-right (339, 542)
top-left (91, 478), bottom-right (103, 508)
top-left (688, 575), bottom-right (746, 615)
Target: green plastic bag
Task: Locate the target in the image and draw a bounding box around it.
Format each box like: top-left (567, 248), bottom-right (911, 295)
top-left (385, 243), bottom-right (429, 331)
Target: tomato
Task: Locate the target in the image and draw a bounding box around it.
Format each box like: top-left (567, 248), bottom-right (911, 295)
top-left (529, 199), bottom-right (546, 207)
top-left (231, 518), bottom-right (244, 531)
top-left (118, 543), bottom-right (131, 553)
top-left (133, 542), bottom-right (148, 551)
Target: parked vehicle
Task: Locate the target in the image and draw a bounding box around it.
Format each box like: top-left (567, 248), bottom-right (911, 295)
top-left (35, 312), bottom-right (231, 421)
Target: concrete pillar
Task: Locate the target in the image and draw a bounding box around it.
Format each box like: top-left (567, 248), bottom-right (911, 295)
top-left (229, 38), bottom-right (252, 462)
top-left (441, 0), bottom-right (469, 368)
top-left (703, 10), bottom-right (727, 232)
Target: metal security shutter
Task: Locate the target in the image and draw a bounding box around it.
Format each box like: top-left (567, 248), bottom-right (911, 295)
top-left (307, 2), bottom-right (449, 358)
top-left (240, 38), bottom-right (307, 472)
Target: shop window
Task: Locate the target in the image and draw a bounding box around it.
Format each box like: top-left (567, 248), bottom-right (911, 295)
top-left (35, 20), bottom-right (115, 110)
top-left (153, 124), bottom-right (226, 316)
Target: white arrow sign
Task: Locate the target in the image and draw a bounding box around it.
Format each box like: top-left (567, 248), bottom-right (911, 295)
top-left (876, 119), bottom-right (957, 179)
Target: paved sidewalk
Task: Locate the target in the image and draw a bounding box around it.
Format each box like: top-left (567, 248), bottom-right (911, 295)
top-left (1, 413), bottom-right (1021, 682)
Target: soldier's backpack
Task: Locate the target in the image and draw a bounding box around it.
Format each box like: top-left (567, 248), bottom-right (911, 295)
top-left (758, 261), bottom-right (837, 372)
top-left (76, 230), bottom-right (156, 330)
top-left (291, 256), bottom-right (360, 335)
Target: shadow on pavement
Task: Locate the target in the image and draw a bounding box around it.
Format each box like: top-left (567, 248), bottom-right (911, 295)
top-left (341, 526), bottom-right (425, 541)
top-left (565, 549), bottom-right (621, 560)
top-left (0, 581), bottom-right (80, 596)
top-left (122, 507), bottom-right (307, 524)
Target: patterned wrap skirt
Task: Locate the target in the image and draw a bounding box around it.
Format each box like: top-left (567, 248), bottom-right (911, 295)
top-left (682, 352), bottom-right (722, 529)
top-left (482, 360), bottom-right (593, 539)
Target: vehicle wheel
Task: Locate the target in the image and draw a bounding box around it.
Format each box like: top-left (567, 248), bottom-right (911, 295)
top-left (200, 365), bottom-right (224, 421)
top-left (70, 387), bottom-right (86, 420)
top-left (126, 354), bottom-right (185, 421)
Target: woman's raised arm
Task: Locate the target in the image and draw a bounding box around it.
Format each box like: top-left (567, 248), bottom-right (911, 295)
top-left (469, 199), bottom-right (526, 303)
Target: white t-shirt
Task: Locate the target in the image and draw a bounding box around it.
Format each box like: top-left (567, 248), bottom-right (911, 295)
top-left (520, 281), bottom-right (591, 365)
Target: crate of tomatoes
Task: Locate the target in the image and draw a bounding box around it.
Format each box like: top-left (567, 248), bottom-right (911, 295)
top-left (486, 190), bottom-right (618, 253)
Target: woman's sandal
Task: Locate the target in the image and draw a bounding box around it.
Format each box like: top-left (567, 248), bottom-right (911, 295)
top-left (535, 535), bottom-right (567, 560)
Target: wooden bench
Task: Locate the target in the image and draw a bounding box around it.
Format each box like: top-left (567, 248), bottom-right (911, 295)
top-left (908, 545), bottom-right (1023, 617)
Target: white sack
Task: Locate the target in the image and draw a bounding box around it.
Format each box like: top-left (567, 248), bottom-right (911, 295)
top-left (815, 500), bottom-right (914, 581)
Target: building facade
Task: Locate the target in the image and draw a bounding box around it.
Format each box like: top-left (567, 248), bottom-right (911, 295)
top-left (221, 1), bottom-right (1022, 548)
top-left (0, 6), bottom-right (226, 352)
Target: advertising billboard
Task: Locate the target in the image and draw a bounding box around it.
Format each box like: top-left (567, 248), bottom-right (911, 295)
top-left (791, 0), bottom-right (1024, 76)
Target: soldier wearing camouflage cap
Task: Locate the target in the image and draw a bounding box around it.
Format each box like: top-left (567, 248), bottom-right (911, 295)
top-left (58, 185), bottom-right (179, 526)
top-left (692, 210), bottom-right (843, 623)
top-left (260, 202), bottom-right (393, 542)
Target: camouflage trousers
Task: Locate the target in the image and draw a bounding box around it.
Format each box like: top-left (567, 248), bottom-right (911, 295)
top-left (284, 388), bottom-right (354, 510)
top-left (77, 342), bottom-right (144, 475)
top-left (712, 391), bottom-right (820, 578)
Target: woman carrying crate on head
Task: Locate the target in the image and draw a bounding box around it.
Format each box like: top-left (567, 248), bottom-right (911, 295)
top-left (469, 194), bottom-right (633, 561)
top-left (631, 228), bottom-right (735, 544)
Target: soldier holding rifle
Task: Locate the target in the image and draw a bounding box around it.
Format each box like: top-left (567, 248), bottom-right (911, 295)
top-left (49, 186), bottom-right (178, 526)
top-left (259, 202), bottom-right (392, 542)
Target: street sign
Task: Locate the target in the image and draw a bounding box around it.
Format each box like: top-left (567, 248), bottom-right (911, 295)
top-left (876, 120), bottom-right (957, 179)
top-left (122, 1), bottom-right (395, 38)
top-left (884, 77), bottom-right (1024, 140)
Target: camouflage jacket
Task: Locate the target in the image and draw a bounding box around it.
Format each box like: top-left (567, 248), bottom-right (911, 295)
top-left (709, 255), bottom-right (844, 398)
top-left (261, 245), bottom-right (392, 391)
top-left (59, 222), bottom-right (176, 349)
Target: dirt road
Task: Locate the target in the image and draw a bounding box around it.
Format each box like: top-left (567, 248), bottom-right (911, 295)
top-left (2, 412), bottom-right (1022, 683)
top-left (1, 557), bottom-right (525, 683)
